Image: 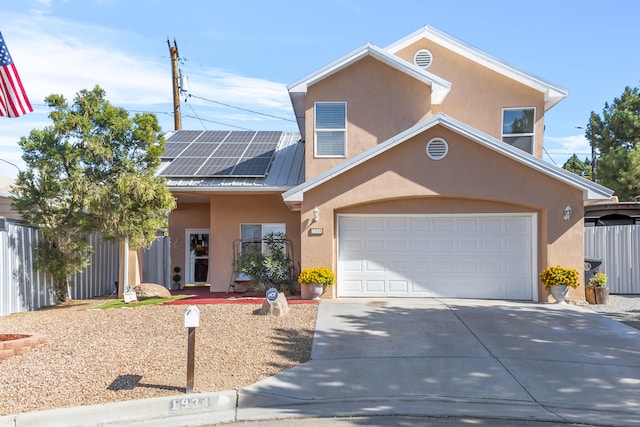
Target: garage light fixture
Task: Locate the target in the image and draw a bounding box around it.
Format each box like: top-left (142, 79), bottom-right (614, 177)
top-left (563, 204), bottom-right (572, 221)
top-left (313, 207), bottom-right (320, 222)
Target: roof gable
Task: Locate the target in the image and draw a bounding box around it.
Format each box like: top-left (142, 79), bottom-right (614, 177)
top-left (288, 43), bottom-right (451, 138)
top-left (385, 25), bottom-right (568, 110)
top-left (282, 113), bottom-right (612, 207)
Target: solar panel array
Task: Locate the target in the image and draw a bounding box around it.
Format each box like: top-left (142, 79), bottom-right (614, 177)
top-left (160, 130), bottom-right (282, 178)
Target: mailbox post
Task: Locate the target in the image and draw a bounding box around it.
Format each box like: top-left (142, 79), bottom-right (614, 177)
top-left (184, 306), bottom-right (200, 394)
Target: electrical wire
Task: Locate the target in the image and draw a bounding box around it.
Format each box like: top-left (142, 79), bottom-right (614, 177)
top-left (180, 115), bottom-right (253, 131)
top-left (184, 101), bottom-right (208, 131)
top-left (543, 146), bottom-right (558, 165)
top-left (187, 93), bottom-right (296, 123)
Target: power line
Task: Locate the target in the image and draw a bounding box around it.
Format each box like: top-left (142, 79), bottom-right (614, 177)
top-left (180, 114), bottom-right (253, 131)
top-left (187, 93), bottom-right (296, 123)
top-left (543, 146), bottom-right (558, 166)
top-left (184, 101), bottom-right (208, 131)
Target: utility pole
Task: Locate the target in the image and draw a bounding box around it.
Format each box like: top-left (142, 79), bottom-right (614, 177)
top-left (168, 38), bottom-right (181, 131)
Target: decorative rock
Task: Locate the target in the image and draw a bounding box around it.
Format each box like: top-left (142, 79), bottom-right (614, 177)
top-left (258, 293), bottom-right (289, 316)
top-left (134, 283), bottom-right (172, 299)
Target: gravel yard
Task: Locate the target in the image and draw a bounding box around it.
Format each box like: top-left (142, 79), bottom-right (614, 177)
top-left (586, 294), bottom-right (640, 330)
top-left (0, 298), bottom-right (318, 417)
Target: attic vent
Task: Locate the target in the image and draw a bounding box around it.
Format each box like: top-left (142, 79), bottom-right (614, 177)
top-left (426, 138), bottom-right (448, 160)
top-left (414, 49), bottom-right (433, 68)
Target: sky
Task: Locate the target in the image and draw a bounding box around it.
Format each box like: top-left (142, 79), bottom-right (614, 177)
top-left (1, 0), bottom-right (639, 179)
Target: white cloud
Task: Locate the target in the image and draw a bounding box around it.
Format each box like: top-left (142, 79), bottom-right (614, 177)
top-left (542, 134), bottom-right (592, 166)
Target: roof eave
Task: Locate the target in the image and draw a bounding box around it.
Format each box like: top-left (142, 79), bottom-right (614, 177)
top-left (283, 113), bottom-right (613, 204)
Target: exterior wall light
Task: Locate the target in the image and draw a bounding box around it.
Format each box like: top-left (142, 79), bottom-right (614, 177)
top-left (564, 204), bottom-right (572, 221)
top-left (313, 207), bottom-right (320, 222)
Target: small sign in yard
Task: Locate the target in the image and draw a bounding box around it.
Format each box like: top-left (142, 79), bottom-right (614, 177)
top-left (266, 287), bottom-right (278, 302)
top-left (123, 291), bottom-right (137, 303)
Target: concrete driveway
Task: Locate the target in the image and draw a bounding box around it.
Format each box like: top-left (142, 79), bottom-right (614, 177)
top-left (238, 299), bottom-right (640, 426)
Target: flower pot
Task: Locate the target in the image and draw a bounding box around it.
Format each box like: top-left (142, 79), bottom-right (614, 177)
top-left (301, 283), bottom-right (323, 300)
top-left (550, 285), bottom-right (569, 304)
top-left (594, 286), bottom-right (609, 305)
top-left (586, 286), bottom-right (610, 305)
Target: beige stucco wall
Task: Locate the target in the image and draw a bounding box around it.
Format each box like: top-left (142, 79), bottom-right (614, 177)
top-left (304, 56), bottom-right (433, 179)
top-left (0, 196), bottom-right (22, 220)
top-left (393, 40), bottom-right (546, 158)
top-left (168, 194), bottom-right (301, 292)
top-left (208, 194), bottom-right (301, 292)
top-left (168, 202), bottom-right (210, 288)
top-left (296, 125), bottom-right (585, 302)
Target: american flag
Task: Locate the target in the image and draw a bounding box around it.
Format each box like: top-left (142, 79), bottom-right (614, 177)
top-left (0, 31), bottom-right (32, 117)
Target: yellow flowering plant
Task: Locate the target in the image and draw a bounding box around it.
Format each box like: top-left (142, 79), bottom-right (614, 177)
top-left (539, 265), bottom-right (579, 289)
top-left (298, 267), bottom-right (335, 286)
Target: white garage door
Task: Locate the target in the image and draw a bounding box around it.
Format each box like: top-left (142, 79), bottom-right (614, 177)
top-left (338, 214), bottom-right (536, 300)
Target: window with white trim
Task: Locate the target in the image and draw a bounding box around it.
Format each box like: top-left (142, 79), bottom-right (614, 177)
top-left (502, 108), bottom-right (535, 154)
top-left (240, 223), bottom-right (286, 254)
top-left (315, 102), bottom-right (346, 157)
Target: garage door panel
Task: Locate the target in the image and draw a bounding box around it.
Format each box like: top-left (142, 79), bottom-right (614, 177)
top-left (365, 239), bottom-right (385, 251)
top-left (434, 240), bottom-right (455, 252)
top-left (343, 260), bottom-right (363, 272)
top-left (364, 260), bottom-right (385, 272)
top-left (338, 214), bottom-right (534, 300)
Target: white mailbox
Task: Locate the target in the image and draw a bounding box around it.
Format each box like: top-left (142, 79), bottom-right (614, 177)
top-left (184, 306), bottom-right (200, 328)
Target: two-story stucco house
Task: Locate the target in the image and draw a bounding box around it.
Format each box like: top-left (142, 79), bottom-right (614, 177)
top-left (160, 25), bottom-right (613, 302)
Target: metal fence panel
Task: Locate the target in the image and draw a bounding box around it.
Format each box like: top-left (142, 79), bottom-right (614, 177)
top-left (68, 233), bottom-right (119, 300)
top-left (1, 222), bottom-right (119, 316)
top-left (142, 235), bottom-right (171, 288)
top-left (1, 222), bottom-right (55, 316)
top-left (2, 221), bottom-right (171, 316)
top-left (585, 225), bottom-right (640, 294)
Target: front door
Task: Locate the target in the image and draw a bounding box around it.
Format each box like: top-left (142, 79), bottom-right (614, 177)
top-left (185, 229), bottom-right (210, 286)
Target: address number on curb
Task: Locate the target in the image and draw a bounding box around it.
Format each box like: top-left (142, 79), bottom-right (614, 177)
top-left (169, 397), bottom-right (210, 411)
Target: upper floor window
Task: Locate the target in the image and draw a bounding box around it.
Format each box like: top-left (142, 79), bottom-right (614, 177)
top-left (315, 102), bottom-right (346, 157)
top-left (502, 108), bottom-right (535, 154)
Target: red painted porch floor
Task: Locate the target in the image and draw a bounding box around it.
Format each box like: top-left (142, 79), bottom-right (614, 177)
top-left (165, 287), bottom-right (319, 305)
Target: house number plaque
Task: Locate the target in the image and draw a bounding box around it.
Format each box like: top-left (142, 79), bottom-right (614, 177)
top-left (309, 228), bottom-right (323, 236)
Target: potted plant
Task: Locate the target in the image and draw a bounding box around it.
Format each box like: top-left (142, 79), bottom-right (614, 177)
top-left (298, 267), bottom-right (335, 300)
top-left (586, 271), bottom-right (609, 305)
top-left (539, 265), bottom-right (579, 304)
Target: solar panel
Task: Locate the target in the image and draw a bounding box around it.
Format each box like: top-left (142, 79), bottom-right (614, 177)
top-left (196, 157), bottom-right (238, 176)
top-left (160, 130), bottom-right (282, 178)
top-left (232, 157), bottom-right (273, 176)
top-left (243, 143), bottom-right (277, 158)
top-left (166, 130), bottom-right (203, 142)
top-left (253, 131), bottom-right (282, 143)
top-left (180, 142), bottom-right (220, 158)
top-left (195, 130), bottom-right (230, 142)
top-left (162, 143), bottom-right (190, 159)
top-left (213, 142), bottom-right (250, 158)
top-left (160, 157), bottom-right (207, 176)
top-left (226, 130), bottom-right (256, 142)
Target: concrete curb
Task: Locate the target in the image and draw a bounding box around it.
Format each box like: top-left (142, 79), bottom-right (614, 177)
top-left (0, 391), bottom-right (237, 427)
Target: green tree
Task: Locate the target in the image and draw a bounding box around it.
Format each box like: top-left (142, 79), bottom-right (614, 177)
top-left (585, 85), bottom-right (640, 201)
top-left (12, 86), bottom-right (175, 300)
top-left (562, 153), bottom-right (592, 180)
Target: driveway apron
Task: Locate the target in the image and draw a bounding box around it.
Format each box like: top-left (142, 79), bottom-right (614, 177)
top-left (238, 299), bottom-right (640, 426)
